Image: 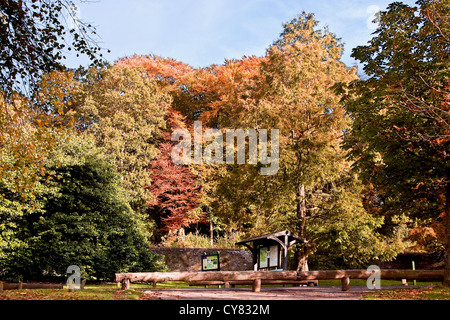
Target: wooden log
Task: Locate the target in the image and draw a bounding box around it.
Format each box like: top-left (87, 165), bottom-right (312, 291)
top-left (115, 270), bottom-right (298, 283)
top-left (296, 269), bottom-right (444, 280)
top-left (189, 281), bottom-right (226, 286)
top-left (252, 279), bottom-right (261, 293)
top-left (341, 276), bottom-right (350, 291)
top-left (297, 270), bottom-right (367, 280)
top-left (2, 282), bottom-right (64, 290)
top-left (380, 269), bottom-right (443, 280)
top-left (116, 269), bottom-right (444, 289)
top-left (189, 280), bottom-right (318, 286)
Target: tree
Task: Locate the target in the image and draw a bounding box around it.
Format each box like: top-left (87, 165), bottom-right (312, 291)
top-left (116, 54), bottom-right (197, 120)
top-left (0, 0), bottom-right (106, 95)
top-left (221, 13), bottom-right (392, 270)
top-left (70, 65), bottom-right (171, 216)
top-left (147, 136), bottom-right (203, 241)
top-left (0, 93), bottom-right (59, 194)
top-left (0, 132), bottom-right (166, 281)
top-left (0, 0), bottom-right (107, 195)
top-left (146, 110), bottom-right (204, 242)
top-left (342, 0), bottom-right (450, 283)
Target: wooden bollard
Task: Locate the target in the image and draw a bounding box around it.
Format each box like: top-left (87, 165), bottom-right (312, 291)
top-left (122, 278), bottom-right (130, 290)
top-left (341, 276), bottom-right (350, 291)
top-left (252, 279), bottom-right (261, 293)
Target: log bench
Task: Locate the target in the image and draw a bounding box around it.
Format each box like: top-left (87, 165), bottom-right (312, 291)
top-left (0, 281), bottom-right (64, 291)
top-left (115, 269), bottom-right (444, 292)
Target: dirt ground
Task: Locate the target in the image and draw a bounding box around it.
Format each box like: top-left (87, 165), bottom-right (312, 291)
top-left (140, 286), bottom-right (407, 300)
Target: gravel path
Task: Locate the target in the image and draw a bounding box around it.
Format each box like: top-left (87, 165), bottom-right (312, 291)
top-left (141, 286), bottom-right (388, 300)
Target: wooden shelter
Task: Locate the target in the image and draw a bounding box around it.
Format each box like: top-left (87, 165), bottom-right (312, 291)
top-left (235, 230), bottom-right (304, 271)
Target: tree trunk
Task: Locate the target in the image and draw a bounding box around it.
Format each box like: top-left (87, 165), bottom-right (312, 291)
top-left (295, 183), bottom-right (309, 271)
top-left (295, 245), bottom-right (309, 271)
top-left (443, 171), bottom-right (450, 287)
top-left (210, 221), bottom-right (214, 247)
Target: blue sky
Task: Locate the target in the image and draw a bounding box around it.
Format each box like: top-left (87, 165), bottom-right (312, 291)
top-left (66, 0), bottom-right (418, 72)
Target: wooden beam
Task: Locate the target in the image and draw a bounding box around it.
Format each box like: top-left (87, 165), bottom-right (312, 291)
top-left (116, 269), bottom-right (444, 292)
top-left (267, 236), bottom-right (286, 249)
top-left (380, 269), bottom-right (443, 280)
top-left (296, 269), bottom-right (443, 280)
top-left (1, 283), bottom-right (64, 290)
top-left (116, 269), bottom-right (444, 283)
top-left (116, 270), bottom-right (298, 283)
top-left (189, 280), bottom-right (318, 286)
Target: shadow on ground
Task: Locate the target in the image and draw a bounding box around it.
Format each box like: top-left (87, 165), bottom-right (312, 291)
top-left (140, 286), bottom-right (412, 300)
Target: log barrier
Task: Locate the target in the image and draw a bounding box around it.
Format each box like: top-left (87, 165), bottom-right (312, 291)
top-left (0, 282), bottom-right (64, 290)
top-left (115, 269), bottom-right (444, 292)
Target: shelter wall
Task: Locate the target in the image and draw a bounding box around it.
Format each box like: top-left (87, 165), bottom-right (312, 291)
top-left (150, 247), bottom-right (253, 272)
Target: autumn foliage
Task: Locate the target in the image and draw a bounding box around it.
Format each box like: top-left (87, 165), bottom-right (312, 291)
top-left (146, 110), bottom-right (204, 233)
top-left (2, 0), bottom-right (450, 283)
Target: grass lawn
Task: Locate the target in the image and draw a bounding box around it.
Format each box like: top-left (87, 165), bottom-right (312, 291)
top-left (1, 280), bottom-right (449, 300)
top-left (364, 285), bottom-right (450, 300)
top-left (0, 281), bottom-right (211, 300)
top-left (0, 283), bottom-right (145, 300)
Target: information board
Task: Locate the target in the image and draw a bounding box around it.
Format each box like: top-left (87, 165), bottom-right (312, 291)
top-left (259, 245), bottom-right (279, 269)
top-left (269, 245), bottom-right (279, 267)
top-left (201, 253), bottom-right (220, 271)
top-left (259, 246), bottom-right (268, 268)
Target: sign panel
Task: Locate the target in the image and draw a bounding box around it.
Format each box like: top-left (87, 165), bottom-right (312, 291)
top-left (259, 245), bottom-right (279, 269)
top-left (269, 245), bottom-right (279, 267)
top-left (259, 246), bottom-right (268, 268)
top-left (201, 253), bottom-right (220, 271)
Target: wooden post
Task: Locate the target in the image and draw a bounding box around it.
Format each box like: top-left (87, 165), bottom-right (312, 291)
top-left (224, 281), bottom-right (230, 288)
top-left (0, 281), bottom-right (3, 294)
top-left (253, 245), bottom-right (258, 271)
top-left (341, 276), bottom-right (350, 291)
top-left (121, 278), bottom-right (130, 290)
top-left (283, 234), bottom-right (288, 270)
top-left (152, 281), bottom-right (157, 289)
top-left (252, 278), bottom-right (261, 293)
top-left (81, 279), bottom-right (86, 290)
top-left (18, 281), bottom-right (23, 290)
